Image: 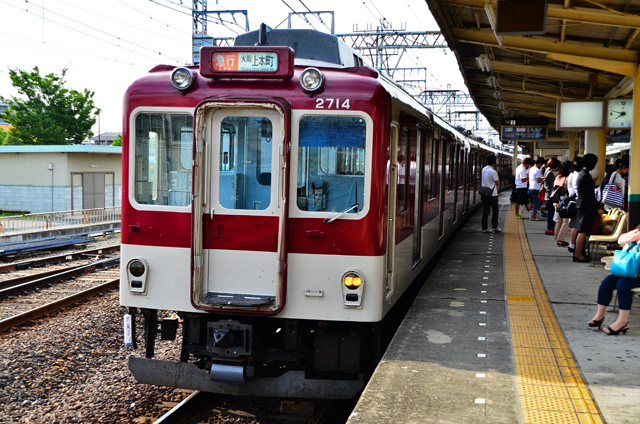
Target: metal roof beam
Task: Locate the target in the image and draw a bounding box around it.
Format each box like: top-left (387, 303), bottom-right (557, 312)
top-left (439, 0), bottom-right (640, 29)
top-left (464, 59), bottom-right (619, 85)
top-left (452, 28), bottom-right (637, 63)
top-left (546, 52), bottom-right (637, 77)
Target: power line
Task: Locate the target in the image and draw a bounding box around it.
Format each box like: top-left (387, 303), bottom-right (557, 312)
top-left (116, 0), bottom-right (189, 35)
top-left (1, 0), bottom-right (183, 64)
top-left (49, 0), bottom-right (189, 42)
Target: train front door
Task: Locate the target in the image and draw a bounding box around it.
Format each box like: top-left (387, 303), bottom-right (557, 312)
top-left (192, 103), bottom-right (288, 312)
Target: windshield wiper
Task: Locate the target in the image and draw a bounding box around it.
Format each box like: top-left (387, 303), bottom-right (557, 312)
top-left (324, 204), bottom-right (359, 224)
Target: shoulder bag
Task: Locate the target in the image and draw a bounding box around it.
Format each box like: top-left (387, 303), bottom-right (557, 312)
top-left (479, 184), bottom-right (495, 198)
top-left (610, 243), bottom-right (640, 278)
top-left (602, 172), bottom-right (623, 208)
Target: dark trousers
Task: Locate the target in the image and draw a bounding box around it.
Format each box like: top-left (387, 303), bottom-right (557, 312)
top-left (546, 200), bottom-right (555, 231)
top-left (597, 273), bottom-right (640, 310)
top-left (482, 195), bottom-right (499, 230)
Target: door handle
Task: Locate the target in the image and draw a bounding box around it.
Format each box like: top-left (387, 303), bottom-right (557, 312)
top-left (210, 207), bottom-right (214, 220)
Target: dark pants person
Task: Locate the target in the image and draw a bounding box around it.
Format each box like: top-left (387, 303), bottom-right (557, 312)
top-left (482, 195), bottom-right (499, 231)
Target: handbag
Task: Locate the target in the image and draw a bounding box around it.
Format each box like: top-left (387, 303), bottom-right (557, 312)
top-left (557, 196), bottom-right (576, 218)
top-left (537, 187), bottom-right (546, 202)
top-left (602, 184), bottom-right (623, 208)
top-left (549, 185), bottom-right (567, 203)
top-left (610, 243), bottom-right (640, 278)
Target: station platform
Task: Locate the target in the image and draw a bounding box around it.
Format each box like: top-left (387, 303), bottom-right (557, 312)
top-left (348, 193), bottom-right (640, 424)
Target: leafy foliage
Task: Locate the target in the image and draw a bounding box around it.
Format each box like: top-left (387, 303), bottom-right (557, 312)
top-left (0, 67), bottom-right (100, 145)
top-left (111, 134), bottom-right (122, 146)
top-left (0, 128), bottom-right (20, 145)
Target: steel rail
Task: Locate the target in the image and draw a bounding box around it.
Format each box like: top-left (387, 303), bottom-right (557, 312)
top-left (0, 257), bottom-right (120, 298)
top-left (153, 391), bottom-right (208, 424)
top-left (0, 278), bottom-right (119, 332)
top-left (0, 265), bottom-right (85, 291)
top-left (0, 244), bottom-right (120, 273)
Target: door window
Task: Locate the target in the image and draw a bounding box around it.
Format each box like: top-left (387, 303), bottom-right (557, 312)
top-left (218, 116), bottom-right (273, 210)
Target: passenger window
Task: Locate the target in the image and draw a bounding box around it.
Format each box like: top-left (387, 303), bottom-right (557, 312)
top-left (398, 128), bottom-right (410, 211)
top-left (297, 115), bottom-right (367, 213)
top-left (218, 116), bottom-right (272, 210)
top-left (134, 113), bottom-right (193, 207)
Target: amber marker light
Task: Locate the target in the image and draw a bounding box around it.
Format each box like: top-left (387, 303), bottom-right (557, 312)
top-left (344, 276), bottom-right (354, 288)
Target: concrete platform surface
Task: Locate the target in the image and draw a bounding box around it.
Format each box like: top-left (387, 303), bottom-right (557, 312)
top-left (348, 194), bottom-right (640, 424)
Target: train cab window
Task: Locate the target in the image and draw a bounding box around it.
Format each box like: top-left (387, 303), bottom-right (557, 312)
top-left (218, 116), bottom-right (272, 210)
top-left (134, 113), bottom-right (193, 207)
top-left (297, 116), bottom-right (366, 213)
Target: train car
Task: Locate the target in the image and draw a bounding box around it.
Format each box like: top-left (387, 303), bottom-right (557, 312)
top-left (120, 28), bottom-right (512, 399)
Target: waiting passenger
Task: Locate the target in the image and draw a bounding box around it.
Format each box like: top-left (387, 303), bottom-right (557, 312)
top-left (567, 157), bottom-right (582, 253)
top-left (514, 157), bottom-right (532, 219)
top-left (588, 227), bottom-right (640, 335)
top-left (528, 157), bottom-right (544, 221)
top-left (544, 158), bottom-right (560, 235)
top-left (481, 154), bottom-right (500, 233)
top-left (574, 153), bottom-right (600, 262)
top-left (553, 161), bottom-right (572, 246)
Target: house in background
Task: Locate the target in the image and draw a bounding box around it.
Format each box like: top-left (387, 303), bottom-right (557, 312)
top-left (0, 102), bottom-right (11, 131)
top-left (89, 132), bottom-right (121, 145)
top-left (0, 145), bottom-right (122, 213)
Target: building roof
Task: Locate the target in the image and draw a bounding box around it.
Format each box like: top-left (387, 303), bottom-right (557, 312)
top-left (0, 145), bottom-right (122, 154)
top-left (90, 132), bottom-right (122, 142)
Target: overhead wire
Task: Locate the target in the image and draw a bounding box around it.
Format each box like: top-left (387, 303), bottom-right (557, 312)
top-left (1, 0), bottom-right (183, 64)
top-left (49, 0), bottom-right (189, 43)
top-left (116, 0), bottom-right (189, 34)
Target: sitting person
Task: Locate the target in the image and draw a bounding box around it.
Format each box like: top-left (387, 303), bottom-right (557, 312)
top-left (588, 227), bottom-right (640, 335)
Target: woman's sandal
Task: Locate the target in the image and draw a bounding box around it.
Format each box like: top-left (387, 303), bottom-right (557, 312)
top-left (603, 322), bottom-right (629, 336)
top-left (588, 317), bottom-right (604, 330)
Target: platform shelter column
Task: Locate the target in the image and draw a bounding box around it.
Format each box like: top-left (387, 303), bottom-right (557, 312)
top-left (629, 72), bottom-right (640, 229)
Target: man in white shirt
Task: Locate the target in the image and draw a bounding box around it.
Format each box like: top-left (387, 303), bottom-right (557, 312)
top-left (514, 157), bottom-right (533, 218)
top-left (528, 157), bottom-right (544, 221)
top-left (481, 154), bottom-right (501, 232)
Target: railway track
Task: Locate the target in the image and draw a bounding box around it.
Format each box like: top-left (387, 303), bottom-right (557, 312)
top-left (0, 249), bottom-right (120, 332)
top-left (138, 390), bottom-right (353, 424)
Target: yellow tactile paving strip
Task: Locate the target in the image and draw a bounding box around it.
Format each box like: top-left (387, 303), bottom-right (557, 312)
top-left (505, 211), bottom-right (603, 424)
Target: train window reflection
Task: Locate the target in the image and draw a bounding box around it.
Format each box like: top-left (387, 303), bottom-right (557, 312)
top-left (134, 113), bottom-right (193, 207)
top-left (218, 116), bottom-right (272, 210)
top-left (297, 116), bottom-right (366, 213)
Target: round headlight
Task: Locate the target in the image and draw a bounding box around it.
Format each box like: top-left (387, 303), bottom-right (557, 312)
top-left (171, 67), bottom-right (195, 90)
top-left (300, 67), bottom-right (324, 92)
top-left (129, 260), bottom-right (146, 277)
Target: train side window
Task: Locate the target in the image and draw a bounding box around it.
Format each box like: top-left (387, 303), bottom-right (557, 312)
top-left (398, 128), bottom-right (410, 211)
top-left (428, 137), bottom-right (438, 200)
top-left (134, 113), bottom-right (193, 207)
top-left (297, 115), bottom-right (367, 213)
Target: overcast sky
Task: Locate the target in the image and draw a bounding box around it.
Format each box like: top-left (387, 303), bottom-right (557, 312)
top-left (0, 0), bottom-right (468, 135)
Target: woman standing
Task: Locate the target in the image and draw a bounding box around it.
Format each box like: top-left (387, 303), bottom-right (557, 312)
top-left (543, 158), bottom-right (560, 235)
top-left (574, 153), bottom-right (600, 262)
top-left (553, 161), bottom-right (572, 246)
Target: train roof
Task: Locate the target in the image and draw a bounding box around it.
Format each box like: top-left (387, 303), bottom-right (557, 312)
top-left (235, 29), bottom-right (363, 67)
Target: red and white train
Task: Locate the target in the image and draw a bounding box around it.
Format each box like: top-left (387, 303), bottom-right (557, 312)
top-left (120, 28), bottom-right (511, 399)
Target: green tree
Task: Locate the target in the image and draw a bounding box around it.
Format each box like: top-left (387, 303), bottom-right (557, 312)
top-left (0, 128), bottom-right (20, 145)
top-left (112, 134), bottom-right (122, 146)
top-left (0, 67), bottom-right (100, 145)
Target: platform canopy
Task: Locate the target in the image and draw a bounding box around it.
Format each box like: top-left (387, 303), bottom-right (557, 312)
top-left (424, 0), bottom-right (640, 141)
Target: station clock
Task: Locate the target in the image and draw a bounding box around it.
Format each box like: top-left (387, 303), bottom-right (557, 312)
top-left (606, 98), bottom-right (633, 129)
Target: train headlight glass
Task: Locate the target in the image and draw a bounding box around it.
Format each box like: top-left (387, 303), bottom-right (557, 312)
top-left (171, 67), bottom-right (196, 90)
top-left (300, 67), bottom-right (324, 92)
top-left (343, 272), bottom-right (363, 290)
top-left (129, 260), bottom-right (146, 277)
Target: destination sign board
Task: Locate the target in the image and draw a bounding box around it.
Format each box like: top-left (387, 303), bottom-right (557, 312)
top-left (200, 46), bottom-right (294, 79)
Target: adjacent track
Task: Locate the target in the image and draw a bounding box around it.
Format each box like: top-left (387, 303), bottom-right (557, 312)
top-left (0, 252), bottom-right (120, 332)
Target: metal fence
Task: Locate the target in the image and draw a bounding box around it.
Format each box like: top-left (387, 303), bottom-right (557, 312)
top-left (0, 207), bottom-right (121, 235)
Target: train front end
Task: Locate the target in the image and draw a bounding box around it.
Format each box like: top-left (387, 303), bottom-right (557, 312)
top-left (120, 30), bottom-right (390, 398)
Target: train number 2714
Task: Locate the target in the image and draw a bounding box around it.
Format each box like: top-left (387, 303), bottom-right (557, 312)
top-left (315, 98), bottom-right (351, 109)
